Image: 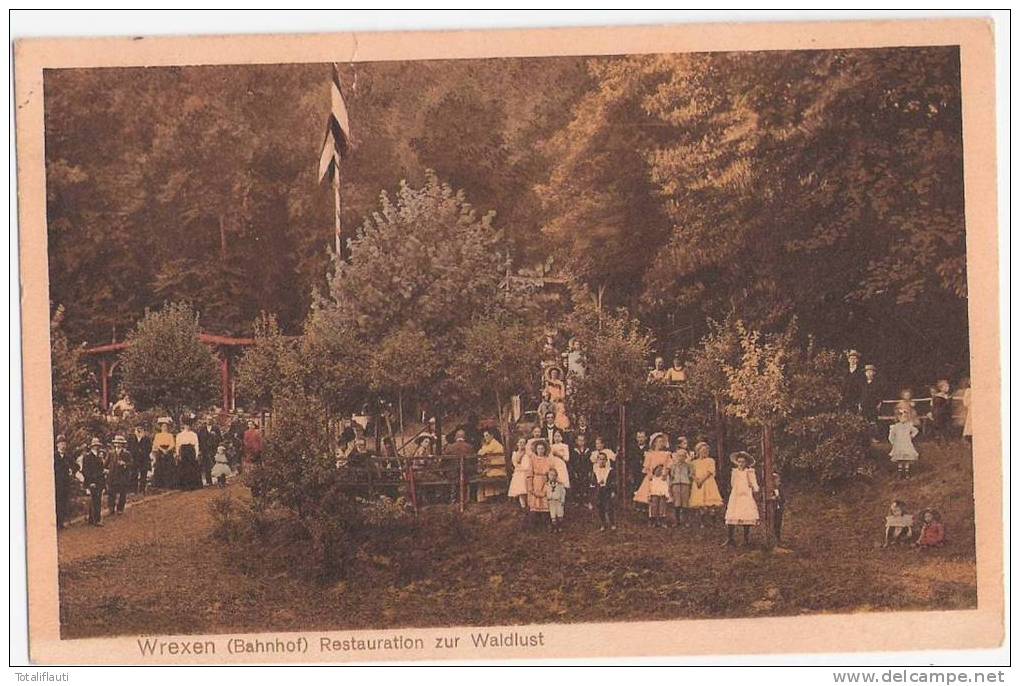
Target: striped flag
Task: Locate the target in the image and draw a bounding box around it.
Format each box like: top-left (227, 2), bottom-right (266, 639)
top-left (317, 63), bottom-right (352, 182)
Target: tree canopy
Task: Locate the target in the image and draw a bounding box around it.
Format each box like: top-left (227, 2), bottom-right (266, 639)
top-left (45, 48), bottom-right (968, 384)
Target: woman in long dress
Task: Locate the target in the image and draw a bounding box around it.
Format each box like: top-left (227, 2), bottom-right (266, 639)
top-left (688, 441), bottom-right (723, 526)
top-left (525, 438), bottom-right (552, 528)
top-left (633, 432), bottom-right (673, 505)
top-left (724, 451), bottom-right (760, 547)
top-left (477, 430), bottom-right (506, 502)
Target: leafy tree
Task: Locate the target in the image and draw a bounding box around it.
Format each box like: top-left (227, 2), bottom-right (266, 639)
top-left (119, 302), bottom-right (220, 415)
top-left (447, 316), bottom-right (545, 424)
top-left (50, 305), bottom-right (94, 410)
top-left (235, 312), bottom-right (306, 411)
top-left (571, 312), bottom-right (654, 431)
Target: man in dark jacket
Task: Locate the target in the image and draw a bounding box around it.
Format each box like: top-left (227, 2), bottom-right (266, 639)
top-left (197, 418), bottom-right (221, 487)
top-left (127, 425), bottom-right (152, 494)
top-left (81, 437), bottom-right (106, 526)
top-left (841, 349), bottom-right (866, 410)
top-left (859, 364), bottom-right (883, 439)
top-left (106, 435), bottom-right (133, 515)
top-left (54, 434), bottom-right (77, 529)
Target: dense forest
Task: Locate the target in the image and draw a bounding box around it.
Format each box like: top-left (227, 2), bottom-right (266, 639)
top-left (43, 47), bottom-right (969, 382)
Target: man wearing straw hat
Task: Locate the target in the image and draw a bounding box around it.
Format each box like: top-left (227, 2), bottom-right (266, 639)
top-left (106, 434), bottom-right (133, 515)
top-left (81, 437), bottom-right (106, 526)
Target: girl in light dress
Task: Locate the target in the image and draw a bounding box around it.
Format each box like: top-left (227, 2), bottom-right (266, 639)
top-left (723, 451), bottom-right (760, 547)
top-left (889, 407), bottom-right (920, 479)
top-left (688, 441), bottom-right (723, 526)
top-left (549, 430), bottom-right (571, 489)
top-left (647, 464), bottom-right (671, 528)
top-left (210, 445), bottom-right (232, 487)
top-left (507, 437), bottom-right (529, 509)
top-left (633, 432), bottom-right (673, 505)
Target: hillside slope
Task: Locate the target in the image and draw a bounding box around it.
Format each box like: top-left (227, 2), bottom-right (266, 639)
top-left (58, 439), bottom-right (976, 638)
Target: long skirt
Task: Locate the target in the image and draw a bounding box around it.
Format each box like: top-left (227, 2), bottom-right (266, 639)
top-left (178, 446), bottom-right (203, 490)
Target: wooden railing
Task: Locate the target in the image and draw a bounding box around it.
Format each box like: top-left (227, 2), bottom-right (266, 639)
top-left (336, 454), bottom-right (508, 515)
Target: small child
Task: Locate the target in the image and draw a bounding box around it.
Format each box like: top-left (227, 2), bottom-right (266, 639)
top-left (669, 436), bottom-right (692, 527)
top-left (591, 451), bottom-right (616, 532)
top-left (914, 508), bottom-right (946, 549)
top-left (883, 500), bottom-right (914, 547)
top-left (889, 408), bottom-right (920, 479)
top-left (648, 464), bottom-right (671, 528)
top-left (210, 445), bottom-right (232, 488)
top-left (930, 379), bottom-right (952, 442)
top-left (545, 468), bottom-right (566, 533)
top-left (767, 471), bottom-right (785, 544)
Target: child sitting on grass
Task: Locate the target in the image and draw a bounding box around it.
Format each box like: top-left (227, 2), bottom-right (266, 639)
top-left (883, 500), bottom-right (914, 547)
top-left (648, 464), bottom-right (670, 528)
top-left (914, 508), bottom-right (946, 549)
top-left (545, 469), bottom-right (566, 533)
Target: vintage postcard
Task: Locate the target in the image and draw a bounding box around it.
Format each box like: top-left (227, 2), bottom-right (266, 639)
top-left (14, 18), bottom-right (1003, 664)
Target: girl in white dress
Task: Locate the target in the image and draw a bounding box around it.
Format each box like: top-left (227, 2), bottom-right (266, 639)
top-left (724, 451), bottom-right (760, 547)
top-left (210, 445), bottom-right (232, 487)
top-left (507, 437), bottom-right (529, 508)
top-left (889, 408), bottom-right (920, 479)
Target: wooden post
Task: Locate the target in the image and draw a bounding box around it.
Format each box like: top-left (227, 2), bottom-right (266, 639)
top-left (618, 404), bottom-right (627, 494)
top-left (99, 358), bottom-right (110, 411)
top-left (458, 455), bottom-right (466, 513)
top-left (714, 394), bottom-right (728, 495)
top-left (220, 353), bottom-right (231, 411)
top-left (406, 455), bottom-right (419, 516)
top-left (761, 423), bottom-right (775, 549)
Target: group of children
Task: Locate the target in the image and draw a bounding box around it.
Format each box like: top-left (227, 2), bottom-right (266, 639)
top-left (505, 427), bottom-right (782, 547)
top-left (883, 500), bottom-right (946, 549)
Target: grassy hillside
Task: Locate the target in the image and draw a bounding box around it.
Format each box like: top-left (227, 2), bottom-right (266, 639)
top-left (58, 439), bottom-right (976, 638)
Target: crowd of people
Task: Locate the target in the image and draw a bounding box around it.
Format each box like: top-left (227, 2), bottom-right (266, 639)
top-left (53, 412), bottom-right (265, 528)
top-left (54, 337), bottom-right (968, 553)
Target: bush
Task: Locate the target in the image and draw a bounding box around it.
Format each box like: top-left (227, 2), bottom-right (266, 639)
top-left (783, 411), bottom-right (874, 486)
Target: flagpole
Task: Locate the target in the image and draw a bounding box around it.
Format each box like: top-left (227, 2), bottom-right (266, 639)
top-left (333, 151), bottom-right (343, 260)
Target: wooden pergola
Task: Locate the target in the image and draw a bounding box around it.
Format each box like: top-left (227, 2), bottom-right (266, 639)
top-left (83, 332), bottom-right (254, 411)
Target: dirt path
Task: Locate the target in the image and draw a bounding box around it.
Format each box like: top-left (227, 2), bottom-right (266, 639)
top-left (58, 484), bottom-right (241, 565)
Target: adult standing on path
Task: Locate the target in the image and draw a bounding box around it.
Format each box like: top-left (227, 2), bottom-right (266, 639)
top-left (197, 417), bottom-right (221, 487)
top-left (176, 418), bottom-right (203, 490)
top-left (151, 418), bottom-right (176, 488)
top-left (242, 420), bottom-right (263, 475)
top-left (54, 434), bottom-right (77, 529)
top-left (81, 437), bottom-right (106, 527)
top-left (127, 425), bottom-right (152, 494)
top-left (105, 435), bottom-right (133, 515)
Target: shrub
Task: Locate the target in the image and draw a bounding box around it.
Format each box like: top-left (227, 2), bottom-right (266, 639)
top-left (783, 411), bottom-right (874, 486)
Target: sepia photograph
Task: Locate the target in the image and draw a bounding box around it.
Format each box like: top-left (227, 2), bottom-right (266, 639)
top-left (13, 16), bottom-right (1004, 665)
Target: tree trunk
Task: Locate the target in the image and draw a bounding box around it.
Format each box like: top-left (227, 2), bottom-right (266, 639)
top-left (618, 404), bottom-right (627, 494)
top-left (714, 394), bottom-right (728, 495)
top-left (219, 215), bottom-right (228, 262)
top-left (761, 422), bottom-right (776, 549)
